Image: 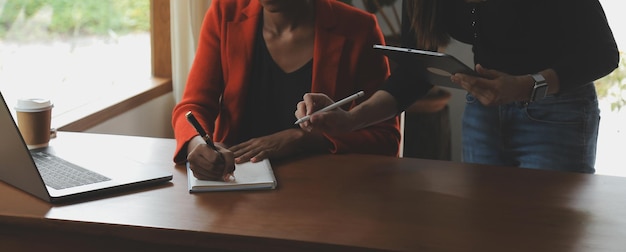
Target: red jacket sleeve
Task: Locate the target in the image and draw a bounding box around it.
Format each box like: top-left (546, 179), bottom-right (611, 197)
top-left (171, 0), bottom-right (232, 164)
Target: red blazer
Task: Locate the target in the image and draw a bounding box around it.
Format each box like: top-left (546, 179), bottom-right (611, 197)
top-left (172, 0), bottom-right (400, 163)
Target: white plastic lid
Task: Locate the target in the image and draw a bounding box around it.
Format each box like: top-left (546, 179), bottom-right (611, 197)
top-left (15, 98), bottom-right (54, 112)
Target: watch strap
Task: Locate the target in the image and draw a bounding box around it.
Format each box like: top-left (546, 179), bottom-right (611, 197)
top-left (530, 73), bottom-right (548, 102)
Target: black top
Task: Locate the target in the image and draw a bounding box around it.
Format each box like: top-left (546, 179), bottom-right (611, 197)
top-left (381, 0), bottom-right (619, 112)
top-left (238, 25), bottom-right (313, 144)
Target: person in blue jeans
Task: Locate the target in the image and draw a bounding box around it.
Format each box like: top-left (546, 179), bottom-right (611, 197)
top-left (295, 0), bottom-right (619, 173)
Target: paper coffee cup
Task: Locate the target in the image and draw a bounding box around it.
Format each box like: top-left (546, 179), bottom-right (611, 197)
top-left (15, 98), bottom-right (54, 149)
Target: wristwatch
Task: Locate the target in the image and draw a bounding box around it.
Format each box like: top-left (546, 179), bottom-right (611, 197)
top-left (529, 73), bottom-right (548, 102)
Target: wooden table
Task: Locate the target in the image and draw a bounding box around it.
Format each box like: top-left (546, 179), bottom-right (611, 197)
top-left (1, 132), bottom-right (625, 251)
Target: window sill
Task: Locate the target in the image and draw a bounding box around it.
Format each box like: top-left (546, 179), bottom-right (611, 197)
top-left (56, 77), bottom-right (173, 132)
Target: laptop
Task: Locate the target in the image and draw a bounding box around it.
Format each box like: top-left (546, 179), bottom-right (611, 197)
top-left (0, 92), bottom-right (173, 203)
top-left (373, 44), bottom-right (477, 89)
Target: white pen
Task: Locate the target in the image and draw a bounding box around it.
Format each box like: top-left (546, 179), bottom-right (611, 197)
top-left (294, 91), bottom-right (365, 124)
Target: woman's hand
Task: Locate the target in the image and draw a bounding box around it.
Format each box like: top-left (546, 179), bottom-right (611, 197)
top-left (451, 64), bottom-right (533, 106)
top-left (187, 136), bottom-right (235, 181)
top-left (295, 93), bottom-right (354, 134)
top-left (229, 129), bottom-right (327, 164)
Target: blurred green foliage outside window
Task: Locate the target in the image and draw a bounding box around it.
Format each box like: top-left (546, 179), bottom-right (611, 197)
top-left (0, 0), bottom-right (149, 40)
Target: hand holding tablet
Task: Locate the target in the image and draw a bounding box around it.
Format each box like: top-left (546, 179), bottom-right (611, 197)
top-left (373, 44), bottom-right (476, 89)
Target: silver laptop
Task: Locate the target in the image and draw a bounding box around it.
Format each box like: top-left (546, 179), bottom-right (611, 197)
top-left (374, 44), bottom-right (477, 89)
top-left (0, 92), bottom-right (172, 203)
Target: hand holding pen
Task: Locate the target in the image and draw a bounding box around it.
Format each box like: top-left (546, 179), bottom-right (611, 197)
top-left (294, 91), bottom-right (364, 124)
top-left (295, 91), bottom-right (365, 135)
top-left (185, 111), bottom-right (235, 181)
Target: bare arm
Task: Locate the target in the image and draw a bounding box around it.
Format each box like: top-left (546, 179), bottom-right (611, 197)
top-left (296, 90), bottom-right (399, 134)
top-left (451, 65), bottom-right (561, 106)
top-left (345, 90), bottom-right (399, 131)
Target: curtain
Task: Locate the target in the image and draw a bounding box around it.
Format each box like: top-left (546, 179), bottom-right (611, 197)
top-left (170, 0), bottom-right (212, 102)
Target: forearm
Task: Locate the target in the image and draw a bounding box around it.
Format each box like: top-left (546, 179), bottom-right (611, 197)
top-left (347, 90), bottom-right (399, 131)
top-left (265, 129), bottom-right (332, 154)
top-left (326, 117), bottom-right (401, 156)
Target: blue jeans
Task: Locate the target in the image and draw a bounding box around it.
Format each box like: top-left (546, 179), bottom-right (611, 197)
top-left (462, 83), bottom-right (600, 173)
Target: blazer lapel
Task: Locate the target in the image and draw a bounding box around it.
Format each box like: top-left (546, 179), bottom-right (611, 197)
top-left (312, 0), bottom-right (345, 99)
top-left (225, 1), bottom-right (261, 97)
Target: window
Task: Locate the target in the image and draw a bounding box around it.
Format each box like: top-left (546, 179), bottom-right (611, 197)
top-left (595, 1), bottom-right (625, 177)
top-left (0, 0), bottom-right (171, 131)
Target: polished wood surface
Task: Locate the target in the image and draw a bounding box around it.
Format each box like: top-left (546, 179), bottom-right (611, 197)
top-left (1, 132), bottom-right (625, 251)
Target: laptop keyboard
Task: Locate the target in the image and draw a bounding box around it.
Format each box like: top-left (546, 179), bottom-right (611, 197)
top-left (31, 152), bottom-right (111, 190)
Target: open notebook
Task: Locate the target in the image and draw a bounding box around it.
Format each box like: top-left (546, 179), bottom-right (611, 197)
top-left (187, 159), bottom-right (276, 192)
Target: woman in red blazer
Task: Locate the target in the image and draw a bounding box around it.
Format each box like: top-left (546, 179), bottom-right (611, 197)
top-left (172, 0), bottom-right (400, 180)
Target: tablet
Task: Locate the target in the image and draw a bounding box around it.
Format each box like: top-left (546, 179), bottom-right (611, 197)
top-left (373, 44), bottom-right (476, 89)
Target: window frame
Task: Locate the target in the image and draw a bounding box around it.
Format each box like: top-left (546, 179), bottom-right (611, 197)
top-left (56, 0), bottom-right (172, 132)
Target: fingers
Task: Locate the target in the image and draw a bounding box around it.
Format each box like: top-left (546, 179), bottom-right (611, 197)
top-left (452, 64), bottom-right (501, 88)
top-left (301, 93), bottom-right (316, 116)
top-left (219, 149), bottom-right (235, 181)
top-left (188, 153), bottom-right (223, 180)
top-left (235, 150), bottom-right (268, 163)
top-left (451, 65), bottom-right (512, 106)
top-left (295, 101), bottom-right (307, 119)
top-left (451, 64), bottom-right (493, 93)
top-left (453, 76), bottom-right (495, 105)
top-left (302, 93), bottom-right (334, 113)
top-left (230, 140), bottom-right (253, 163)
top-left (451, 73), bottom-right (475, 92)
top-left (474, 64), bottom-right (501, 80)
top-left (231, 140), bottom-right (269, 164)
top-left (295, 101), bottom-right (312, 130)
top-left (297, 93), bottom-right (335, 131)
top-left (249, 151), bottom-right (268, 163)
top-left (308, 108), bottom-right (333, 124)
top-left (188, 144), bottom-right (234, 181)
